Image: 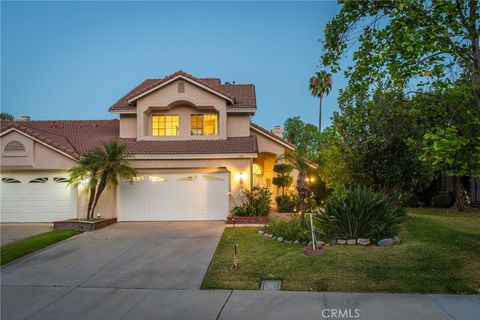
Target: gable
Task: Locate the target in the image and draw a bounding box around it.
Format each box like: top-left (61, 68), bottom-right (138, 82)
top-left (136, 79), bottom-right (227, 111)
top-left (0, 130), bottom-right (76, 169)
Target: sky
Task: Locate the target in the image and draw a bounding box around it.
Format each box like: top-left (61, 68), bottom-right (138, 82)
top-left (1, 1), bottom-right (346, 130)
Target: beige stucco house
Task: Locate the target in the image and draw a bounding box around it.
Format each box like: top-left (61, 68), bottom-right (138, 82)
top-left (0, 71), bottom-right (295, 222)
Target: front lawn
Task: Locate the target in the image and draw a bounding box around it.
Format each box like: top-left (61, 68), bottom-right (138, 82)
top-left (202, 208), bottom-right (480, 294)
top-left (1, 229), bottom-right (80, 266)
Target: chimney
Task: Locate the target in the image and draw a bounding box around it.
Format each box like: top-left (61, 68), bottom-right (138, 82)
top-left (271, 125), bottom-right (283, 138)
top-left (18, 115), bottom-right (31, 121)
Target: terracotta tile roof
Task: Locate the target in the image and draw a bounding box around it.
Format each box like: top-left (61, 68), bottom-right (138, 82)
top-left (250, 123), bottom-right (296, 150)
top-left (109, 70), bottom-right (256, 112)
top-left (0, 120), bottom-right (258, 158)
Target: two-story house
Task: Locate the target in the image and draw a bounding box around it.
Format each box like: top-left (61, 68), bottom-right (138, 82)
top-left (0, 71), bottom-right (295, 222)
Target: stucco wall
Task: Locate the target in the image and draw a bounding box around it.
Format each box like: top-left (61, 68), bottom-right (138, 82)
top-left (119, 114), bottom-right (137, 138)
top-left (136, 79), bottom-right (228, 140)
top-left (253, 131), bottom-right (288, 155)
top-left (227, 114), bottom-right (251, 137)
top-left (1, 131), bottom-right (77, 169)
top-left (77, 185), bottom-right (117, 219)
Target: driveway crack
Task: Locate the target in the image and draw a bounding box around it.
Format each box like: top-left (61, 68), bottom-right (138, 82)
top-left (216, 290), bottom-right (233, 320)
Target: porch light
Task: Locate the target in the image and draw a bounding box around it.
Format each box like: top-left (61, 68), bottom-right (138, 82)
top-left (236, 171), bottom-right (247, 184)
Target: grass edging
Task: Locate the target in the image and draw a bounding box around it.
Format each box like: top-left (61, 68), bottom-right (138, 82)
top-left (1, 229), bottom-right (81, 267)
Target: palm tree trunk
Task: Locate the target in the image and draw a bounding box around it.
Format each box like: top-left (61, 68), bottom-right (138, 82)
top-left (86, 187), bottom-right (96, 220)
top-left (318, 95), bottom-right (323, 131)
top-left (90, 172), bottom-right (109, 219)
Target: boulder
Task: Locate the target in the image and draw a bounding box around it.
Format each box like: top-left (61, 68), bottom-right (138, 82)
top-left (357, 238), bottom-right (371, 246)
top-left (317, 241), bottom-right (326, 247)
top-left (277, 237), bottom-right (283, 242)
top-left (347, 239), bottom-right (356, 245)
top-left (393, 236), bottom-right (401, 244)
top-left (330, 240), bottom-right (337, 245)
top-left (337, 239), bottom-right (347, 245)
top-left (258, 230), bottom-right (264, 235)
top-left (377, 238), bottom-right (395, 247)
top-left (293, 240), bottom-right (300, 245)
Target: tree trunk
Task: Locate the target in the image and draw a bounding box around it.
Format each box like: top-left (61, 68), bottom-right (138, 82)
top-left (452, 176), bottom-right (468, 211)
top-left (90, 172), bottom-right (109, 219)
top-left (86, 186), bottom-right (96, 220)
top-left (319, 95), bottom-right (323, 131)
top-left (297, 171), bottom-right (308, 226)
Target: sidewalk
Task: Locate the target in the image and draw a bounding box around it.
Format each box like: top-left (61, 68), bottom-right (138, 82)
top-left (2, 287), bottom-right (478, 320)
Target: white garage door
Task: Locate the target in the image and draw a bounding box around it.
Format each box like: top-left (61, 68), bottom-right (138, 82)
top-left (118, 172), bottom-right (229, 221)
top-left (0, 172), bottom-right (77, 222)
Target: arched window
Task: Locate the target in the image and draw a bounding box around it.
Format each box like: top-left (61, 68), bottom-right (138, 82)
top-left (4, 141), bottom-right (26, 152)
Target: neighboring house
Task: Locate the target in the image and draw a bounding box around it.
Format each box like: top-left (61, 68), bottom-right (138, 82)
top-left (432, 173), bottom-right (480, 207)
top-left (0, 71), bottom-right (295, 222)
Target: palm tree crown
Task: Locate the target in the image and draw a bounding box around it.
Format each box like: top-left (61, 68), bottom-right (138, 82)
top-left (309, 71), bottom-right (332, 131)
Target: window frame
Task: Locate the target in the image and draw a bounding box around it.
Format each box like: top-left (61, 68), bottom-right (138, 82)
top-left (190, 113), bottom-right (218, 136)
top-left (151, 114), bottom-right (179, 136)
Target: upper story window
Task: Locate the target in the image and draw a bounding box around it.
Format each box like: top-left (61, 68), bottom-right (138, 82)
top-left (191, 114), bottom-right (218, 135)
top-left (152, 114), bottom-right (179, 136)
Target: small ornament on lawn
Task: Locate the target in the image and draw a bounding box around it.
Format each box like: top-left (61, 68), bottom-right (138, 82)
top-left (231, 216), bottom-right (239, 271)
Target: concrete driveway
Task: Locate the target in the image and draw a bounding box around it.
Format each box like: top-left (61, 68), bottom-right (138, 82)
top-left (1, 223), bottom-right (53, 246)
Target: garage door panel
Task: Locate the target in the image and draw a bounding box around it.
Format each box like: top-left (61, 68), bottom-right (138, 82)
top-left (0, 173), bottom-right (77, 222)
top-left (118, 172), bottom-right (229, 221)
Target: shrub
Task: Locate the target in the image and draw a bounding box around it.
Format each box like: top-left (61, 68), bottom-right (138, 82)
top-left (399, 193), bottom-right (419, 207)
top-left (315, 187), bottom-right (407, 242)
top-left (231, 186), bottom-right (272, 217)
top-left (276, 193), bottom-right (297, 212)
top-left (264, 215), bottom-right (312, 242)
top-left (273, 164), bottom-right (293, 175)
top-left (431, 192), bottom-right (454, 208)
top-left (272, 176), bottom-right (294, 188)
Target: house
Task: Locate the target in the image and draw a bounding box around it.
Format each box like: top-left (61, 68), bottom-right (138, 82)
top-left (0, 71), bottom-right (295, 222)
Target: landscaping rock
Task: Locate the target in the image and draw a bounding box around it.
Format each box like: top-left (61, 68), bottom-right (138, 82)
top-left (267, 234), bottom-right (273, 238)
top-left (330, 240), bottom-right (337, 245)
top-left (285, 240), bottom-right (292, 244)
top-left (272, 236), bottom-right (277, 240)
top-left (377, 238), bottom-right (395, 247)
top-left (258, 230), bottom-right (264, 235)
top-left (393, 236), bottom-right (401, 244)
top-left (347, 239), bottom-right (356, 245)
top-left (277, 237), bottom-right (283, 242)
top-left (293, 240), bottom-right (300, 245)
top-left (317, 241), bottom-right (326, 247)
top-left (337, 239), bottom-right (347, 245)
top-left (357, 238), bottom-right (371, 246)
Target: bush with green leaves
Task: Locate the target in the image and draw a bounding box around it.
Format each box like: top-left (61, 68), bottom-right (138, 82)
top-left (275, 193), bottom-right (297, 212)
top-left (315, 187), bottom-right (406, 242)
top-left (264, 215), bottom-right (312, 242)
top-left (231, 186), bottom-right (272, 217)
top-left (431, 193), bottom-right (454, 208)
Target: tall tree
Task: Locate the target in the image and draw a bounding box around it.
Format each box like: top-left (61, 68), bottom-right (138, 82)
top-left (322, 0), bottom-right (480, 112)
top-left (69, 140), bottom-right (135, 219)
top-left (0, 112), bottom-right (14, 120)
top-left (283, 117), bottom-right (322, 158)
top-left (309, 71), bottom-right (332, 131)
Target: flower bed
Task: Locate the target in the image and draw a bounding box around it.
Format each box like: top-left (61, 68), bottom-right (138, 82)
top-left (54, 218), bottom-right (117, 232)
top-left (227, 215), bottom-right (269, 224)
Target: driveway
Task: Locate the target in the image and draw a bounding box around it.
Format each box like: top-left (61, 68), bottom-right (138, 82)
top-left (0, 223), bottom-right (53, 246)
top-left (2, 221), bottom-right (478, 320)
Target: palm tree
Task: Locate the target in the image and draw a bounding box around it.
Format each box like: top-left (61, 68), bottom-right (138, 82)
top-left (69, 140), bottom-right (135, 220)
top-left (309, 71), bottom-right (332, 131)
top-left (277, 150), bottom-right (312, 226)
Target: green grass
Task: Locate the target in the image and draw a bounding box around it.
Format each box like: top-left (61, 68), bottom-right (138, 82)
top-left (1, 229), bottom-right (80, 266)
top-left (202, 207), bottom-right (480, 294)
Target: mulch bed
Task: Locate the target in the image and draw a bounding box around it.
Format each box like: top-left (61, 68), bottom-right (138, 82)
top-left (303, 245), bottom-right (326, 256)
top-left (226, 215), bottom-right (269, 224)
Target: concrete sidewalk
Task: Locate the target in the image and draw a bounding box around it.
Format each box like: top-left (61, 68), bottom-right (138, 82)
top-left (1, 286), bottom-right (478, 320)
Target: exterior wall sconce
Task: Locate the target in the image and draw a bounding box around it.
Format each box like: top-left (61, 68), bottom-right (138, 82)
top-left (236, 171), bottom-right (247, 184)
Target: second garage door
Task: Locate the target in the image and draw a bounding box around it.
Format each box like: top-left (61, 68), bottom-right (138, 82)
top-left (118, 172), bottom-right (230, 221)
